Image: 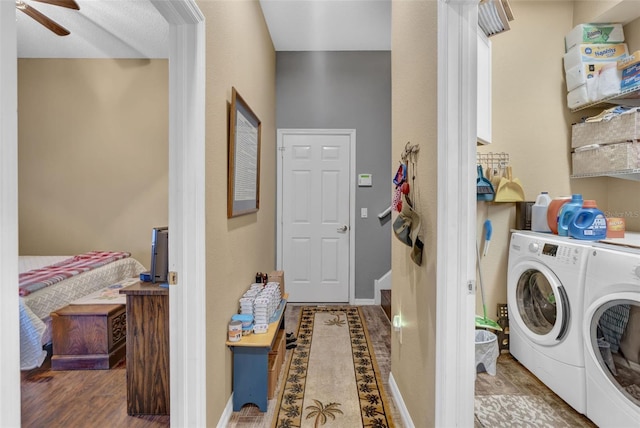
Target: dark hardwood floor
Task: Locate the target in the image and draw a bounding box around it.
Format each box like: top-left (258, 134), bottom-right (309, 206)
top-left (21, 351), bottom-right (169, 427)
top-left (21, 303), bottom-right (596, 427)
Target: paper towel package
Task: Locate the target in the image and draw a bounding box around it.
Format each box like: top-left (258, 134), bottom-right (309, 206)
top-left (596, 63), bottom-right (622, 99)
top-left (565, 23), bottom-right (625, 52)
top-left (565, 62), bottom-right (614, 92)
top-left (564, 43), bottom-right (629, 73)
top-left (567, 84), bottom-right (592, 108)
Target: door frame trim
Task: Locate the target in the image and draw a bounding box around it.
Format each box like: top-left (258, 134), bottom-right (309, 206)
top-left (276, 128), bottom-right (356, 303)
top-left (0, 2), bottom-right (20, 425)
top-left (435, 0), bottom-right (477, 426)
top-left (150, 1), bottom-right (207, 426)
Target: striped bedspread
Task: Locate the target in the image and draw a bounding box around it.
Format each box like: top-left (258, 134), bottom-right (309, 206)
top-left (19, 251), bottom-right (131, 296)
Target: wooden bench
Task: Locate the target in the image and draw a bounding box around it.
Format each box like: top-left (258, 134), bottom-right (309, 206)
top-left (50, 303), bottom-right (126, 370)
top-left (226, 295), bottom-right (287, 412)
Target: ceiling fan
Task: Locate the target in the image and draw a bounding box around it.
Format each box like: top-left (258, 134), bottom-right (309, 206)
top-left (16, 0), bottom-right (80, 37)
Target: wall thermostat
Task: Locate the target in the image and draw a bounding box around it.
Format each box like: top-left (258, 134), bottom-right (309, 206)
top-left (358, 173), bottom-right (372, 187)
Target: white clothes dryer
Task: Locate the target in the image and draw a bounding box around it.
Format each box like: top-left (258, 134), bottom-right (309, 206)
top-left (508, 231), bottom-right (590, 414)
top-left (583, 245), bottom-right (640, 428)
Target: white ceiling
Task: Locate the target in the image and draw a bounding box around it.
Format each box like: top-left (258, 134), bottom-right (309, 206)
top-left (260, 0), bottom-right (390, 51)
top-left (17, 0), bottom-right (169, 58)
top-left (16, 0), bottom-right (391, 59)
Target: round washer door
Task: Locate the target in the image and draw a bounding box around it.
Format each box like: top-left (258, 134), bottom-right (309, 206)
top-left (584, 293), bottom-right (640, 410)
top-left (508, 261), bottom-right (571, 345)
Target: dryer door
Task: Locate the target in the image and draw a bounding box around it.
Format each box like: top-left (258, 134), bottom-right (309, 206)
top-left (508, 261), bottom-right (570, 346)
top-left (584, 293), bottom-right (640, 410)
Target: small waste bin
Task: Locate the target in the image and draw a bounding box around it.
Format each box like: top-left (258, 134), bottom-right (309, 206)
top-left (475, 330), bottom-right (499, 376)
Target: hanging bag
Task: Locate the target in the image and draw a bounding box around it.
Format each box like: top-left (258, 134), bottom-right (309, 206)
top-left (393, 196), bottom-right (419, 247)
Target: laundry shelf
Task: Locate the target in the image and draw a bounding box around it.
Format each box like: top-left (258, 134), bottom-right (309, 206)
top-left (571, 87), bottom-right (640, 113)
top-left (571, 168), bottom-right (640, 181)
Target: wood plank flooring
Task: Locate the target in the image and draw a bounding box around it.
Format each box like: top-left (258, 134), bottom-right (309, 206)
top-left (475, 353), bottom-right (596, 427)
top-left (21, 350), bottom-right (169, 427)
top-left (21, 304), bottom-right (597, 427)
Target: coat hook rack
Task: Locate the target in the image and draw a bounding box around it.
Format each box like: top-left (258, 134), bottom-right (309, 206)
top-left (477, 152), bottom-right (509, 173)
top-left (401, 141), bottom-right (420, 163)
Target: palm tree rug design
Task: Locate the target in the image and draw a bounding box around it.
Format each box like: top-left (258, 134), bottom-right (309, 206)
top-left (271, 306), bottom-right (395, 428)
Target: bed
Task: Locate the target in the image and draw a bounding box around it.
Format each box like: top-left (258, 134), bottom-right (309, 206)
top-left (19, 253), bottom-right (146, 370)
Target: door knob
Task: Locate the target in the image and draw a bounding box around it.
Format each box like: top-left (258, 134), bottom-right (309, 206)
top-left (337, 225), bottom-right (348, 233)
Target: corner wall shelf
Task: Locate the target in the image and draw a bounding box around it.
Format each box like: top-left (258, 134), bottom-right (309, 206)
top-left (571, 87), bottom-right (640, 113)
top-left (571, 168), bottom-right (640, 182)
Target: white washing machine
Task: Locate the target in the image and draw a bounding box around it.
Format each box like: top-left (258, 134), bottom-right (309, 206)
top-left (507, 231), bottom-right (589, 414)
top-left (583, 244), bottom-right (640, 428)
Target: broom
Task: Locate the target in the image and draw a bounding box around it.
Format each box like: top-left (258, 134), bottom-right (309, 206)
top-left (475, 240), bottom-right (502, 331)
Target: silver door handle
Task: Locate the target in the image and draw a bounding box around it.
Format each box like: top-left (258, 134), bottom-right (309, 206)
top-left (337, 225), bottom-right (348, 233)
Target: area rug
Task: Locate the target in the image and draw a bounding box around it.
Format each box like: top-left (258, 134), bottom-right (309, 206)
top-left (474, 395), bottom-right (573, 427)
top-left (271, 306), bottom-right (395, 428)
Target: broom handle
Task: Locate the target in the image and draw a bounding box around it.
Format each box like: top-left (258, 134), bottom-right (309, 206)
top-left (476, 241), bottom-right (488, 320)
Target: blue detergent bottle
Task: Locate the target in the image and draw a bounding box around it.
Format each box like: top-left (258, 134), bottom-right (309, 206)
top-left (557, 194), bottom-right (583, 237)
top-left (569, 200), bottom-right (607, 240)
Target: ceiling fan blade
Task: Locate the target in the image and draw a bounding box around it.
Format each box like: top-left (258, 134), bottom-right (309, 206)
top-left (18, 4), bottom-right (70, 36)
top-left (31, 0), bottom-right (79, 10)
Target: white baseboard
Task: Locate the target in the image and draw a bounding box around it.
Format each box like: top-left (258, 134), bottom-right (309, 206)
top-left (374, 269), bottom-right (392, 305)
top-left (216, 395), bottom-right (233, 428)
top-left (389, 371), bottom-right (415, 428)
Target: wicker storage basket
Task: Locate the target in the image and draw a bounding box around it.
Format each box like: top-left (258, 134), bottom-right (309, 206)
top-left (572, 111), bottom-right (640, 148)
top-left (572, 141), bottom-right (640, 175)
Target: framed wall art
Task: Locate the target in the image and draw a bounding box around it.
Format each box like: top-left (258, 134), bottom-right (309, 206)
top-left (227, 87), bottom-right (261, 218)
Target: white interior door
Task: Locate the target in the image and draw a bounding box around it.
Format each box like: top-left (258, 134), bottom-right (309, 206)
top-left (279, 129), bottom-right (353, 303)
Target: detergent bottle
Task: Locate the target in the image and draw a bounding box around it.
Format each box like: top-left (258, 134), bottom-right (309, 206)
top-left (531, 192), bottom-right (552, 233)
top-left (547, 197), bottom-right (570, 234)
top-left (557, 194), bottom-right (583, 237)
top-left (569, 200), bottom-right (607, 240)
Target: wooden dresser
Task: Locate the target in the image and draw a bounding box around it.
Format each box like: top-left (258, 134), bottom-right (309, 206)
top-left (120, 282), bottom-right (169, 416)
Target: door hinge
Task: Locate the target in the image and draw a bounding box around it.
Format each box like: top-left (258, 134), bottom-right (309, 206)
top-left (278, 146), bottom-right (286, 152)
top-left (168, 271), bottom-right (178, 285)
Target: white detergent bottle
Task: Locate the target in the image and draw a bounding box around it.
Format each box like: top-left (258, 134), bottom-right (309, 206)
top-left (531, 192), bottom-right (552, 233)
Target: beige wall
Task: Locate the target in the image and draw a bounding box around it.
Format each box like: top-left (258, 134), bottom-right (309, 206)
top-left (391, 1), bottom-right (437, 426)
top-left (477, 2), bottom-right (640, 327)
top-left (18, 59), bottom-right (168, 266)
top-left (199, 1), bottom-right (276, 424)
top-left (476, 1), bottom-right (576, 319)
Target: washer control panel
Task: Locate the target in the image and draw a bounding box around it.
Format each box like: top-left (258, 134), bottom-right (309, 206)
top-left (531, 241), bottom-right (584, 265)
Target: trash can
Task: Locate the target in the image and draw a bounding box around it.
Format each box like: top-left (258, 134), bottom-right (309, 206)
top-left (475, 329), bottom-right (499, 376)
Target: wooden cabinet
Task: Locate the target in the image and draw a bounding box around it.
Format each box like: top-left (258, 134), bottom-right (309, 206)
top-left (120, 282), bottom-right (169, 416)
top-left (477, 28), bottom-right (492, 145)
top-left (50, 303), bottom-right (126, 370)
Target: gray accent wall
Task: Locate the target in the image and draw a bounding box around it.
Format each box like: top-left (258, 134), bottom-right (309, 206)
top-left (276, 51), bottom-right (391, 300)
